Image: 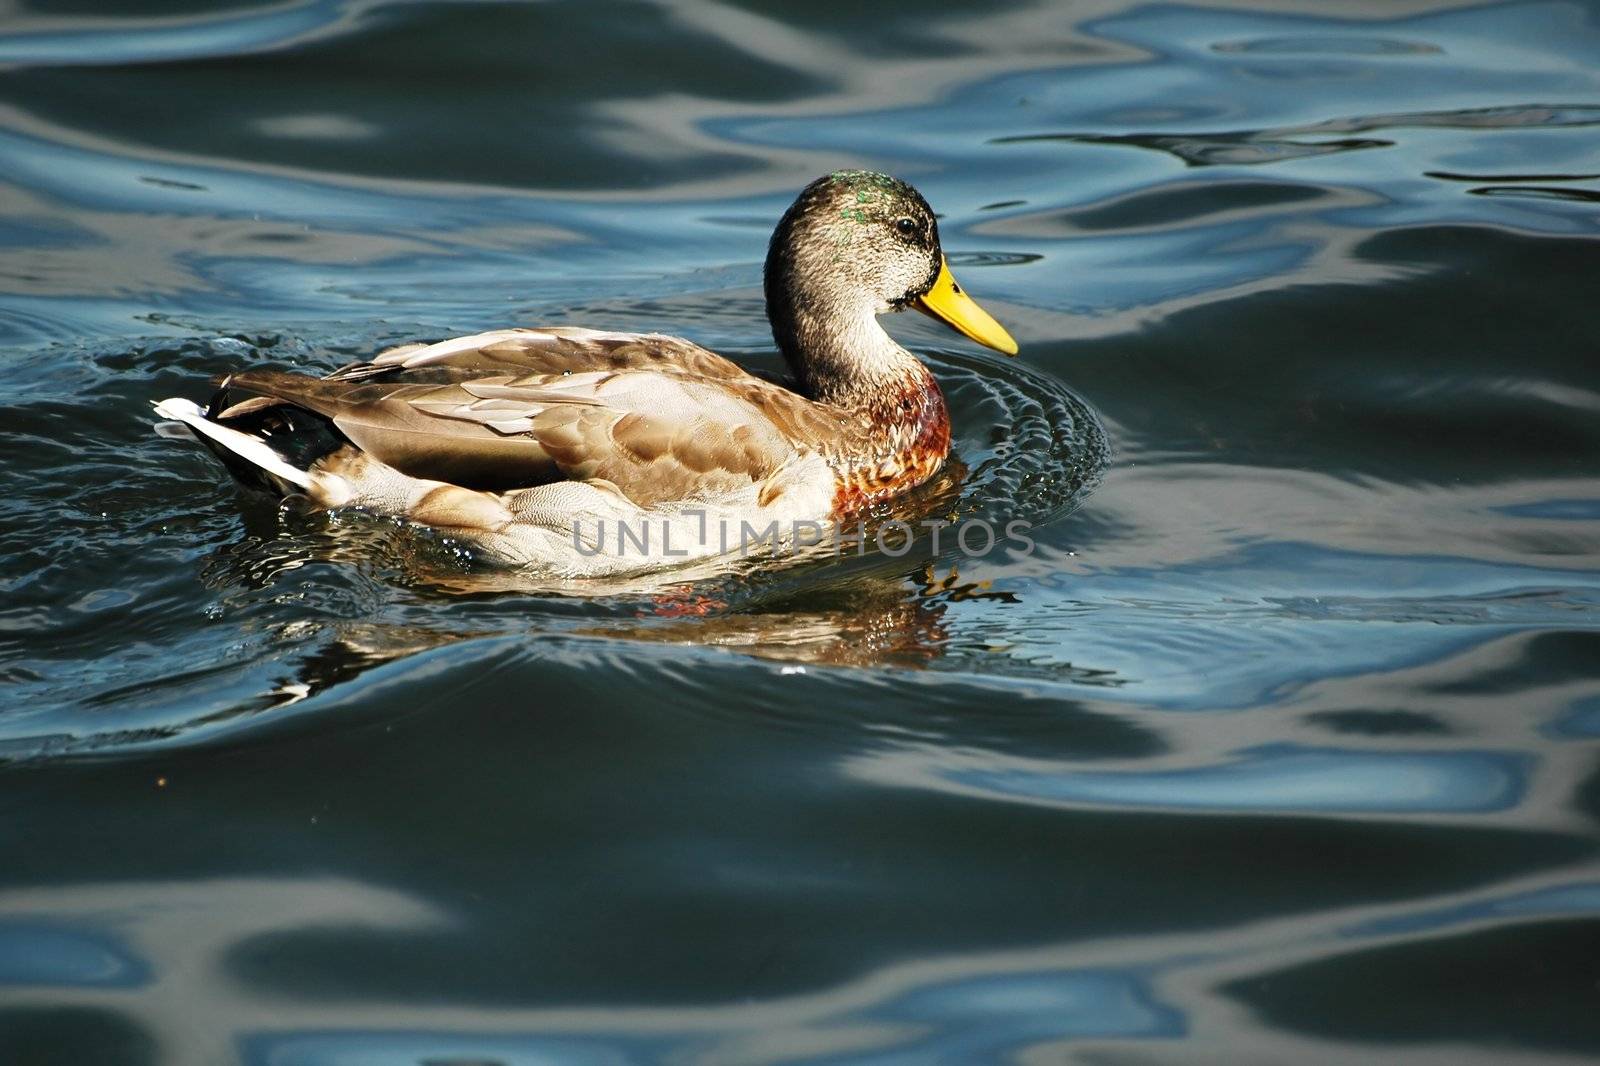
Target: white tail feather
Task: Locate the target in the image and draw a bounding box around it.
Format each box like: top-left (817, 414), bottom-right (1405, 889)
top-left (150, 397), bottom-right (314, 492)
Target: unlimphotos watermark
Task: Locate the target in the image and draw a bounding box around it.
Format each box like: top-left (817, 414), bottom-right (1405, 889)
top-left (571, 512), bottom-right (1034, 560)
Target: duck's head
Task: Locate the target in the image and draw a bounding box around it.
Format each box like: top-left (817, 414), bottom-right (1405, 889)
top-left (764, 171), bottom-right (1017, 397)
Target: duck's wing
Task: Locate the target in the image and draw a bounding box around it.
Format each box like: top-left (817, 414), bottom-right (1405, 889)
top-left (223, 330), bottom-right (841, 503)
top-left (332, 327), bottom-right (756, 383)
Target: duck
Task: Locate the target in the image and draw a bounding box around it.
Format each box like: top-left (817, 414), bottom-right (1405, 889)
top-left (152, 170), bottom-right (1018, 576)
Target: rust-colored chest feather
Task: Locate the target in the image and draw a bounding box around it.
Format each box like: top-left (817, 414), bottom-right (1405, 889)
top-left (824, 370), bottom-right (951, 515)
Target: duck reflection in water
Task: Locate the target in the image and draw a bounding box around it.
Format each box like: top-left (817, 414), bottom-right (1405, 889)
top-left (188, 452), bottom-right (1039, 711)
top-left (239, 568), bottom-right (1006, 709)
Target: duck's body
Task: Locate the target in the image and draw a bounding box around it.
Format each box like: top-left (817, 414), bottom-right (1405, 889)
top-left (153, 172), bottom-right (1016, 576)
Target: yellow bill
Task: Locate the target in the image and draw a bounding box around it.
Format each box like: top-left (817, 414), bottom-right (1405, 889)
top-left (913, 256), bottom-right (1018, 355)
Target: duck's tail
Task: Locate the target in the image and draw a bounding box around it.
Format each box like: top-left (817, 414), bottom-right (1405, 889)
top-left (152, 395), bottom-right (322, 496)
top-left (157, 375), bottom-right (359, 502)
top-left (152, 392), bottom-right (511, 529)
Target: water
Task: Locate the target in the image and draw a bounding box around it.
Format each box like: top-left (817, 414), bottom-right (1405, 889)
top-left (2, 0), bottom-right (1599, 1061)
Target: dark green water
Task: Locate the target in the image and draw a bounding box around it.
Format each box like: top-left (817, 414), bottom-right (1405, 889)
top-left (3, 1), bottom-right (1600, 1062)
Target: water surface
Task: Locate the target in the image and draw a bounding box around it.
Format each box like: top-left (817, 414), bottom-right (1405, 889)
top-left (2, 1), bottom-right (1599, 1062)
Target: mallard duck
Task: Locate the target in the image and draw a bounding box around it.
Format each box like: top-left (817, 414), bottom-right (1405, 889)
top-left (153, 171), bottom-right (1017, 575)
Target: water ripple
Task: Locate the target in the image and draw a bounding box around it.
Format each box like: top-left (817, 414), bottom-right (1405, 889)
top-left (0, 0), bottom-right (352, 68)
top-left (3, 1), bottom-right (1599, 1059)
top-left (994, 104), bottom-right (1600, 168)
top-left (854, 743), bottom-right (1532, 818)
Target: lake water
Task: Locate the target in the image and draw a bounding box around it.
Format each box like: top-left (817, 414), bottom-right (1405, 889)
top-left (2, 1), bottom-right (1599, 1062)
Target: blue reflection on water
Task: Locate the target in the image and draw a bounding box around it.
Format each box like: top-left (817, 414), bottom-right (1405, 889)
top-left (989, 541), bottom-right (1600, 712)
top-left (0, 0), bottom-right (350, 67)
top-left (1344, 881), bottom-right (1600, 939)
top-left (238, 967), bottom-right (1180, 1065)
top-left (1546, 695), bottom-right (1600, 740)
top-left (848, 968), bottom-right (1182, 1061)
top-left (0, 923), bottom-right (148, 988)
top-left (936, 744), bottom-right (1529, 815)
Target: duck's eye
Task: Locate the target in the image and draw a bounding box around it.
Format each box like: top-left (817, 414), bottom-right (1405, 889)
top-left (894, 217), bottom-right (917, 237)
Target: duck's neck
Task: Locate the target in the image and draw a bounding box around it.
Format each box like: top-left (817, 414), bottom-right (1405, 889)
top-left (777, 304), bottom-right (930, 408)
top-left (771, 301), bottom-right (951, 499)
top-left (763, 238), bottom-right (950, 492)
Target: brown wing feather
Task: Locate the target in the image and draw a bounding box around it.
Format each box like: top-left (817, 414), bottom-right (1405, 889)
top-left (220, 329), bottom-right (848, 500)
top-left (331, 328), bottom-right (752, 383)
top-left (220, 369), bottom-right (565, 490)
